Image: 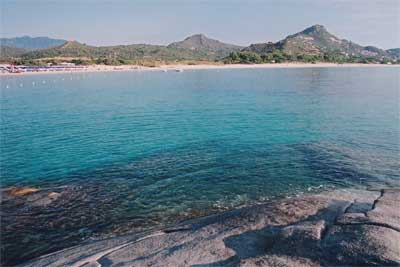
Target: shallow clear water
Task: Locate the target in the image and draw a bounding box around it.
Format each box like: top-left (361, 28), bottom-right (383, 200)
top-left (1, 67), bottom-right (399, 265)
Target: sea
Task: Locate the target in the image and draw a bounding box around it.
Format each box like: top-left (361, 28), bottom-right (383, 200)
top-left (1, 66), bottom-right (399, 265)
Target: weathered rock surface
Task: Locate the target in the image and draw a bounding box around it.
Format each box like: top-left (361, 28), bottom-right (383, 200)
top-left (18, 189), bottom-right (400, 267)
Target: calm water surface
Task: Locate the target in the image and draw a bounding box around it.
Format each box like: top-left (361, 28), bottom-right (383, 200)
top-left (1, 67), bottom-right (399, 265)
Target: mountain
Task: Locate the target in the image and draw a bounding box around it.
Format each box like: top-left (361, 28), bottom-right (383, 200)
top-left (11, 35), bottom-right (242, 63)
top-left (1, 29), bottom-right (398, 65)
top-left (0, 36), bottom-right (66, 50)
top-left (0, 46), bottom-right (28, 59)
top-left (19, 40), bottom-right (214, 62)
top-left (23, 41), bottom-right (95, 58)
top-left (278, 24), bottom-right (357, 55)
top-left (168, 34), bottom-right (242, 58)
top-left (242, 25), bottom-right (393, 61)
top-left (242, 42), bottom-right (276, 54)
top-left (387, 48), bottom-right (400, 58)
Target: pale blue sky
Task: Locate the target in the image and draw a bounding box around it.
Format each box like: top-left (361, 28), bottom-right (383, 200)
top-left (1, 0), bottom-right (399, 49)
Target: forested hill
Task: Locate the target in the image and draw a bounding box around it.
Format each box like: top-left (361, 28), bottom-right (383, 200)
top-left (227, 25), bottom-right (398, 64)
top-left (168, 34), bottom-right (242, 58)
top-left (1, 28), bottom-right (398, 65)
top-left (1, 34), bottom-right (241, 65)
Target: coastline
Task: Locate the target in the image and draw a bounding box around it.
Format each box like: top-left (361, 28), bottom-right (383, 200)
top-left (1, 63), bottom-right (398, 77)
top-left (18, 187), bottom-right (400, 267)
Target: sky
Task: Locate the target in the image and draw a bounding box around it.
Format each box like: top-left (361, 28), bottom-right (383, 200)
top-left (1, 0), bottom-right (399, 49)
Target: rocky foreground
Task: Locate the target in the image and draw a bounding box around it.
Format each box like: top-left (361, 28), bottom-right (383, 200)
top-left (19, 188), bottom-right (399, 267)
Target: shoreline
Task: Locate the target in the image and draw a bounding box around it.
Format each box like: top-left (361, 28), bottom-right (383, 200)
top-left (1, 62), bottom-right (398, 77)
top-left (17, 187), bottom-right (400, 267)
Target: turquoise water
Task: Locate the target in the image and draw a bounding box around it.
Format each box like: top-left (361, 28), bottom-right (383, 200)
top-left (1, 67), bottom-right (399, 265)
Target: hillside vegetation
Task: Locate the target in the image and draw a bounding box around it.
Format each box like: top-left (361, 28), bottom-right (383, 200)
top-left (0, 46), bottom-right (28, 59)
top-left (168, 34), bottom-right (242, 58)
top-left (226, 25), bottom-right (398, 64)
top-left (1, 26), bottom-right (398, 66)
top-left (17, 41), bottom-right (209, 65)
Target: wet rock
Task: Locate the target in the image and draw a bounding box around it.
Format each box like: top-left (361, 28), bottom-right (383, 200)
top-left (4, 187), bottom-right (40, 197)
top-left (48, 192), bottom-right (62, 200)
top-left (2, 187), bottom-right (62, 207)
top-left (25, 191), bottom-right (62, 206)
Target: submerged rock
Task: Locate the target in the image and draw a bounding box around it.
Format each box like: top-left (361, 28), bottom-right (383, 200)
top-left (4, 187), bottom-right (40, 197)
top-left (48, 192), bottom-right (62, 200)
top-left (18, 189), bottom-right (400, 267)
top-left (2, 185), bottom-right (64, 207)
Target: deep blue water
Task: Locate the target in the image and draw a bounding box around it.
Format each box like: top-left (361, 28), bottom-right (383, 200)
top-left (1, 67), bottom-right (399, 264)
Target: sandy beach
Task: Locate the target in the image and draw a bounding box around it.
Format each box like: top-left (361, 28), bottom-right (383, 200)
top-left (1, 63), bottom-right (398, 76)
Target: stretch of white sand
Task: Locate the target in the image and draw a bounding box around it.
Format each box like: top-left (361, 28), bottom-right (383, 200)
top-left (1, 63), bottom-right (398, 76)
